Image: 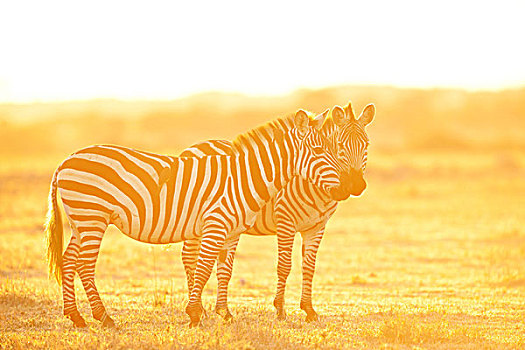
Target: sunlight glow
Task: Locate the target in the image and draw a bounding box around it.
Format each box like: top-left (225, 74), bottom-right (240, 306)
top-left (0, 0), bottom-right (524, 102)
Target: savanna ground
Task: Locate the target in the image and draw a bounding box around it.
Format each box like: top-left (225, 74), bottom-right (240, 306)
top-left (1, 86), bottom-right (524, 349)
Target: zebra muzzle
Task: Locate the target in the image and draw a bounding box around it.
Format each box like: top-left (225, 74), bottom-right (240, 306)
top-left (329, 170), bottom-right (366, 200)
top-left (347, 169), bottom-right (367, 196)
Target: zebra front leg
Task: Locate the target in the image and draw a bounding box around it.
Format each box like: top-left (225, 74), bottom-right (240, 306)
top-left (185, 221), bottom-right (227, 327)
top-left (181, 238), bottom-right (201, 298)
top-left (273, 217), bottom-right (296, 320)
top-left (300, 228), bottom-right (325, 322)
top-left (215, 234), bottom-right (240, 321)
top-left (62, 228), bottom-right (87, 328)
top-left (76, 227), bottom-right (116, 328)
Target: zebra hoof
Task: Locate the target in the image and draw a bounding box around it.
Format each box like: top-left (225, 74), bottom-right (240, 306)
top-left (215, 307), bottom-right (233, 322)
top-left (66, 311), bottom-right (88, 328)
top-left (276, 309), bottom-right (287, 320)
top-left (273, 298), bottom-right (286, 320)
top-left (188, 319), bottom-right (201, 328)
top-left (223, 311), bottom-right (233, 322)
top-left (185, 303), bottom-right (203, 327)
top-left (72, 319), bottom-right (88, 328)
top-left (305, 311), bottom-right (319, 322)
top-left (300, 301), bottom-right (318, 322)
top-left (101, 314), bottom-right (116, 329)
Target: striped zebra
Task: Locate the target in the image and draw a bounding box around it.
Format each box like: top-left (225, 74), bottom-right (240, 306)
top-left (180, 102), bottom-right (375, 321)
top-left (44, 109), bottom-right (348, 328)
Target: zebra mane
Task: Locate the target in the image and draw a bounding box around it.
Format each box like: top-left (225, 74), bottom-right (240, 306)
top-left (321, 114), bottom-right (336, 137)
top-left (231, 111), bottom-right (318, 153)
top-left (319, 114), bottom-right (338, 153)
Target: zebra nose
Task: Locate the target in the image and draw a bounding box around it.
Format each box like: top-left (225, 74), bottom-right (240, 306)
top-left (348, 168), bottom-right (366, 196)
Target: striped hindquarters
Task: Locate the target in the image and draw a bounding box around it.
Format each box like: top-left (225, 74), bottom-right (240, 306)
top-left (56, 145), bottom-right (173, 239)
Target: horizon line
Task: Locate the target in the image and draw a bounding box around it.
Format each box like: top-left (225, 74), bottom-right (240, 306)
top-left (1, 83), bottom-right (524, 105)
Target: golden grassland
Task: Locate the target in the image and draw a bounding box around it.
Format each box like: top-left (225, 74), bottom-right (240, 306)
top-left (1, 86), bottom-right (524, 349)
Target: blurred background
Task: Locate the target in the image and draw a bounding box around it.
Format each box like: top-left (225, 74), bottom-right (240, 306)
top-left (1, 1), bottom-right (524, 169)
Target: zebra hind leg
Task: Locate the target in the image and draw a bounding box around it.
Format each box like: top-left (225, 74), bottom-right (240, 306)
top-left (62, 227), bottom-right (87, 328)
top-left (215, 234), bottom-right (240, 321)
top-left (76, 224), bottom-right (116, 328)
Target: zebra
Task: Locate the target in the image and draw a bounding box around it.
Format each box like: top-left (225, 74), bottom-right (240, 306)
top-left (180, 102), bottom-right (375, 322)
top-left (44, 108), bottom-right (349, 328)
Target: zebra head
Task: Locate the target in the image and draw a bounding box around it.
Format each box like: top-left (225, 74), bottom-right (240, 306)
top-left (290, 109), bottom-right (344, 197)
top-left (330, 102), bottom-right (375, 198)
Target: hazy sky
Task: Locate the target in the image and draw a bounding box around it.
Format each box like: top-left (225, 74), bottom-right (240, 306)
top-left (0, 0), bottom-right (524, 102)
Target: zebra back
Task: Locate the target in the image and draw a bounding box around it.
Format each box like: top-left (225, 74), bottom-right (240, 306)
top-left (179, 140), bottom-right (232, 157)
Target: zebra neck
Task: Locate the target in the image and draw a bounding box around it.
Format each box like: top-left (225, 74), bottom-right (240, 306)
top-left (228, 115), bottom-right (297, 213)
top-left (231, 143), bottom-right (292, 214)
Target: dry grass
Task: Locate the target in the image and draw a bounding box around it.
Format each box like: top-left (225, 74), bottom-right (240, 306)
top-left (1, 87), bottom-right (524, 348)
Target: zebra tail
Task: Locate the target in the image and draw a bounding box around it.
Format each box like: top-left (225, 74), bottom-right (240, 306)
top-left (44, 167), bottom-right (63, 286)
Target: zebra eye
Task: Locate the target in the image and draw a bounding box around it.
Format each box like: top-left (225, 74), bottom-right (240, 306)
top-left (312, 147), bottom-right (324, 155)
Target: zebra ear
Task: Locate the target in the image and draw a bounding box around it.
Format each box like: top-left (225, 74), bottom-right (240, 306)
top-left (358, 103), bottom-right (375, 127)
top-left (332, 105), bottom-right (348, 127)
top-left (310, 108), bottom-right (329, 130)
top-left (294, 109), bottom-right (309, 135)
